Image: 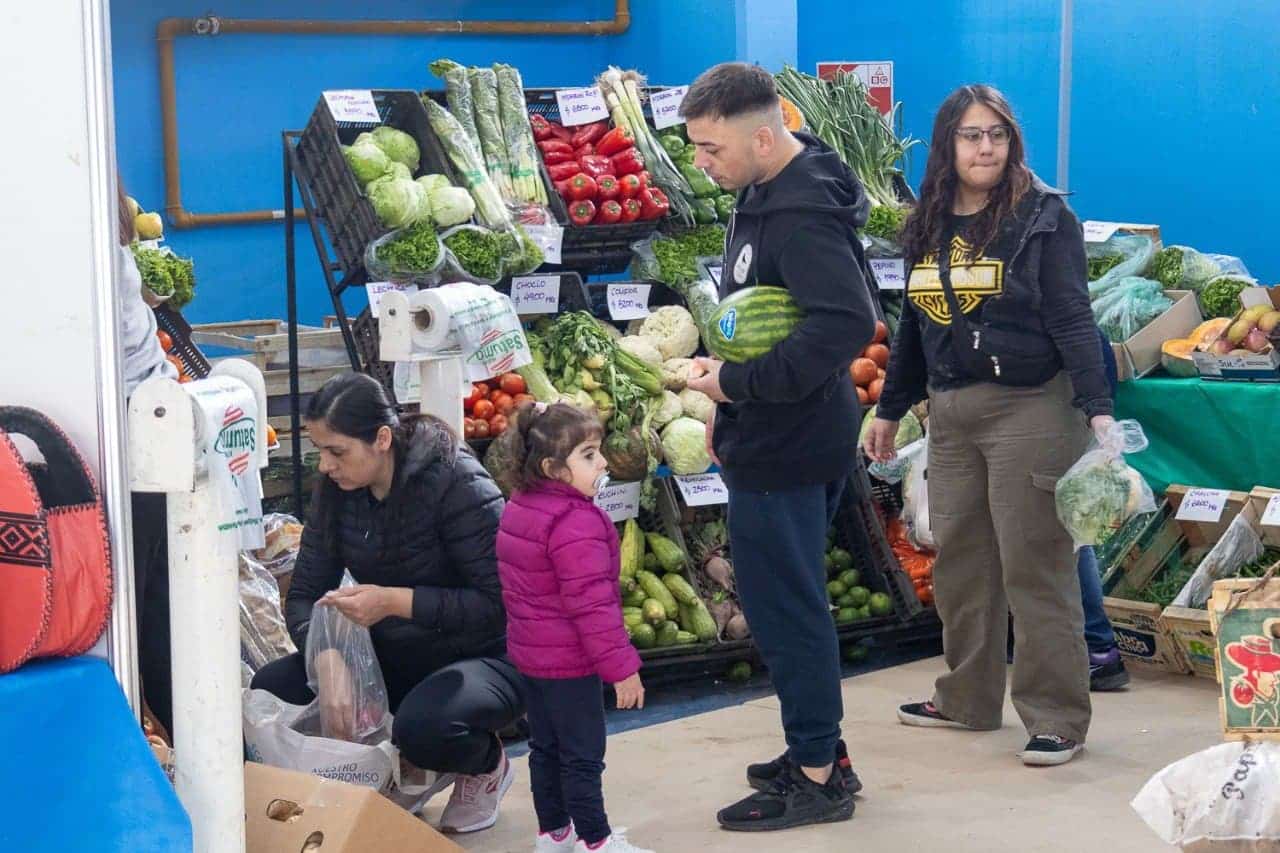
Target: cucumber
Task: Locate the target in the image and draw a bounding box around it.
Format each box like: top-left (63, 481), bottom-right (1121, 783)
top-left (675, 630), bottom-right (697, 645)
top-left (623, 609), bottom-right (645, 629)
top-left (620, 575), bottom-right (637, 595)
top-left (646, 533), bottom-right (686, 573)
top-left (623, 587), bottom-right (648, 608)
top-left (685, 599), bottom-right (719, 642)
top-left (630, 622), bottom-right (656, 650)
top-left (703, 286), bottom-right (805, 363)
top-left (637, 570), bottom-right (679, 620)
top-left (642, 598), bottom-right (668, 626)
top-left (663, 573), bottom-right (699, 606)
top-left (655, 620), bottom-right (680, 647)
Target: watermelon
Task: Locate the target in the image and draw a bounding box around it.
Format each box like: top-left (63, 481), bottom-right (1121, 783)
top-left (702, 286), bottom-right (805, 363)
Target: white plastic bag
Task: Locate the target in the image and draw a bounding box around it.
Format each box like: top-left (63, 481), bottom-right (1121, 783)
top-left (1171, 514), bottom-right (1265, 610)
top-left (1055, 420), bottom-right (1156, 550)
top-left (868, 438), bottom-right (926, 485)
top-left (305, 572), bottom-right (391, 743)
top-left (904, 441), bottom-right (934, 551)
top-left (1132, 741), bottom-right (1280, 851)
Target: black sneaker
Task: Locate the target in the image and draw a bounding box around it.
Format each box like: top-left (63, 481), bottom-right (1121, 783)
top-left (746, 739), bottom-right (861, 795)
top-left (1021, 735), bottom-right (1083, 766)
top-left (718, 764), bottom-right (854, 832)
top-left (897, 701), bottom-right (971, 729)
top-left (1089, 648), bottom-right (1130, 692)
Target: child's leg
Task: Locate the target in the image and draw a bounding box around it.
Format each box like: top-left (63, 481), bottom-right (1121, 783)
top-left (546, 675), bottom-right (611, 845)
top-left (525, 676), bottom-right (571, 835)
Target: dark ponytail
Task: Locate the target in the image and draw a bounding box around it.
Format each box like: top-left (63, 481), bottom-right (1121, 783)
top-left (306, 373), bottom-right (455, 554)
top-left (507, 401), bottom-right (603, 492)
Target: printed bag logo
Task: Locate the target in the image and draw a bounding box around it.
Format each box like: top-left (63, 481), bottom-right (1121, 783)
top-left (1223, 627), bottom-right (1280, 728)
top-left (718, 308), bottom-right (737, 342)
top-left (466, 328), bottom-right (526, 376)
top-left (733, 243), bottom-right (753, 284)
top-left (213, 406), bottom-right (255, 477)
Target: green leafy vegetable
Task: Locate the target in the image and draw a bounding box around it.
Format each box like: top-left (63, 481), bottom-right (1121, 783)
top-left (422, 97), bottom-right (512, 230)
top-left (131, 244), bottom-right (195, 308)
top-left (443, 227), bottom-right (504, 281)
top-left (639, 225), bottom-right (726, 288)
top-left (374, 221), bottom-right (441, 273)
top-left (863, 204), bottom-right (907, 242)
top-left (342, 141), bottom-right (391, 186)
top-left (370, 127), bottom-right (420, 172)
top-left (1201, 276), bottom-right (1250, 319)
top-left (1087, 254), bottom-right (1123, 282)
top-left (1055, 456), bottom-right (1146, 547)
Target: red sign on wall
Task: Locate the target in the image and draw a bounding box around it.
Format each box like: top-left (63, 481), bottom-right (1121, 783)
top-left (816, 61), bottom-right (894, 117)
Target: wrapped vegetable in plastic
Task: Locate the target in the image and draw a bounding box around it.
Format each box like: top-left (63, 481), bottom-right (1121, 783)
top-left (1148, 244), bottom-right (1250, 294)
top-left (365, 221), bottom-right (445, 283)
top-left (1092, 277), bottom-right (1173, 343)
top-left (1086, 233), bottom-right (1155, 298)
top-left (422, 97), bottom-right (511, 230)
top-left (1055, 420), bottom-right (1156, 550)
top-left (1170, 513), bottom-right (1264, 609)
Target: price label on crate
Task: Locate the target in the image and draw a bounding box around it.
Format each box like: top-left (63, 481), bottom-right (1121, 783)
top-left (594, 481), bottom-right (642, 522)
top-left (607, 283), bottom-right (651, 321)
top-left (1082, 220), bottom-right (1123, 243)
top-left (1261, 494), bottom-right (1280, 528)
top-left (869, 258), bottom-right (906, 291)
top-left (323, 90), bottom-right (380, 123)
top-left (650, 86), bottom-right (689, 130)
top-left (555, 87), bottom-right (610, 126)
top-left (510, 275), bottom-right (560, 314)
top-left (1176, 488), bottom-right (1231, 523)
top-left (523, 223), bottom-right (563, 265)
top-left (366, 281), bottom-right (417, 318)
top-left (675, 472), bottom-right (729, 506)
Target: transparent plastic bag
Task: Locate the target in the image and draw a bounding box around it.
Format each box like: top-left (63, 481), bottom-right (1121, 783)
top-left (238, 551), bottom-right (296, 674)
top-left (1200, 274), bottom-right (1259, 320)
top-left (304, 572), bottom-right (391, 744)
top-left (364, 223), bottom-right (446, 284)
top-left (440, 223), bottom-right (507, 285)
top-left (629, 235), bottom-right (661, 282)
top-left (1150, 244), bottom-right (1251, 294)
top-left (1092, 276), bottom-right (1174, 342)
top-left (253, 513), bottom-right (303, 578)
top-left (868, 438), bottom-right (926, 485)
top-left (1171, 514), bottom-right (1265, 610)
top-left (1055, 420), bottom-right (1156, 549)
top-left (864, 234), bottom-right (905, 260)
top-left (903, 441), bottom-right (934, 551)
top-left (1087, 234), bottom-right (1155, 298)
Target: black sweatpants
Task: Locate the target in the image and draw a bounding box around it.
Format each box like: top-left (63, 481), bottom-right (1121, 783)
top-left (524, 675), bottom-right (610, 844)
top-left (252, 653), bottom-right (524, 776)
top-left (131, 491), bottom-right (173, 738)
top-left (727, 476), bottom-right (847, 768)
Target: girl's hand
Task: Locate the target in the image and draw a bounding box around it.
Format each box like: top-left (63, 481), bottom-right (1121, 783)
top-left (863, 418), bottom-right (900, 464)
top-left (614, 673), bottom-right (645, 710)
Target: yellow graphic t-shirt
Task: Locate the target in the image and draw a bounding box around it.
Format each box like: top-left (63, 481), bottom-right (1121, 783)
top-left (907, 234), bottom-right (1005, 326)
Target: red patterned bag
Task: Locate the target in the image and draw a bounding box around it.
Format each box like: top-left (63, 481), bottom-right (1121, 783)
top-left (0, 407), bottom-right (112, 673)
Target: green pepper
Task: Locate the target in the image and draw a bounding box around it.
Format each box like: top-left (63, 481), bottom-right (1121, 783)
top-left (679, 164), bottom-right (719, 199)
top-left (714, 194), bottom-right (736, 223)
top-left (678, 143), bottom-right (697, 165)
top-left (691, 198), bottom-right (717, 225)
top-left (659, 134), bottom-right (686, 159)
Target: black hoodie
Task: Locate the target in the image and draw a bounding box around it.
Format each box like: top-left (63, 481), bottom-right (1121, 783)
top-left (714, 133), bottom-right (878, 492)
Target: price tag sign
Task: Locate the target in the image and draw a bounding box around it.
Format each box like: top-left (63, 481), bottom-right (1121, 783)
top-left (323, 90), bottom-right (380, 124)
top-left (1082, 220), bottom-right (1123, 243)
top-left (366, 281), bottom-right (417, 318)
top-left (649, 86), bottom-right (689, 130)
top-left (510, 275), bottom-right (560, 314)
top-left (555, 87), bottom-right (610, 127)
top-left (1176, 488), bottom-right (1231, 524)
top-left (675, 472), bottom-right (729, 506)
top-left (594, 481), bottom-right (642, 522)
top-left (607, 283), bottom-right (651, 321)
top-left (1261, 494), bottom-right (1280, 528)
top-left (523, 223), bottom-right (563, 265)
top-left (870, 258), bottom-right (906, 291)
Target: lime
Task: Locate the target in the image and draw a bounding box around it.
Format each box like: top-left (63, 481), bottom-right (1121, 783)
top-left (855, 606), bottom-right (871, 620)
top-left (823, 554), bottom-right (835, 573)
top-left (848, 586), bottom-right (871, 608)
top-left (726, 661), bottom-right (753, 683)
top-left (844, 644), bottom-right (870, 663)
top-left (837, 593), bottom-right (856, 609)
top-left (838, 569), bottom-right (861, 589)
top-left (869, 592), bottom-right (894, 617)
top-left (826, 580), bottom-right (847, 599)
top-left (830, 548), bottom-right (854, 571)
top-left (836, 607), bottom-right (858, 625)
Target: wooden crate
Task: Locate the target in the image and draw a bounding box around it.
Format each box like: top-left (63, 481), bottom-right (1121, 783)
top-left (1099, 503), bottom-right (1182, 595)
top-left (1249, 486), bottom-right (1280, 549)
top-left (1103, 595), bottom-right (1191, 676)
top-left (1209, 578), bottom-right (1280, 741)
top-left (190, 320), bottom-right (346, 371)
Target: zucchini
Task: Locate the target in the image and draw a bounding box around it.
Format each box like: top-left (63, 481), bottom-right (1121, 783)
top-left (675, 630), bottom-right (697, 645)
top-left (655, 620), bottom-right (680, 647)
top-left (630, 622), bottom-right (656, 650)
top-left (663, 573), bottom-right (699, 606)
top-left (620, 519), bottom-right (643, 577)
top-left (637, 570), bottom-right (679, 620)
top-left (622, 607), bottom-right (645, 628)
top-left (685, 599), bottom-right (719, 642)
top-left (642, 598), bottom-right (668, 626)
top-left (623, 587), bottom-right (648, 608)
top-left (646, 533), bottom-right (685, 573)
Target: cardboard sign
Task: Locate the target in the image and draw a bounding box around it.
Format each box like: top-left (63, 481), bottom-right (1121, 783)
top-left (555, 87), bottom-right (610, 126)
top-left (594, 481), bottom-right (642, 522)
top-left (1176, 488), bottom-right (1231, 524)
top-left (366, 281), bottom-right (416, 319)
top-left (607, 283), bottom-right (651, 321)
top-left (816, 62), bottom-right (894, 116)
top-left (1083, 220), bottom-right (1124, 243)
top-left (1261, 494), bottom-right (1280, 528)
top-left (509, 275), bottom-right (560, 314)
top-left (650, 86), bottom-right (689, 130)
top-left (675, 472), bottom-right (728, 506)
top-left (523, 223), bottom-right (563, 265)
top-left (870, 258), bottom-right (906, 291)
top-left (323, 90), bottom-right (380, 124)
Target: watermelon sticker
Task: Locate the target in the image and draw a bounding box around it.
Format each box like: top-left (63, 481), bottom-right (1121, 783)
top-left (718, 308), bottom-right (737, 341)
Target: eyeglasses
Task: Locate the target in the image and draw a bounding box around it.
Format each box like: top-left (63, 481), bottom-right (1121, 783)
top-left (955, 125), bottom-right (1012, 145)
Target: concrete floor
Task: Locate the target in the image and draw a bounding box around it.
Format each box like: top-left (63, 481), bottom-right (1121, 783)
top-left (431, 657), bottom-right (1222, 852)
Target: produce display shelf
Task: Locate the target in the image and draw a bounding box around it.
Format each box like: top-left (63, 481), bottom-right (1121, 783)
top-left (586, 279), bottom-right (684, 322)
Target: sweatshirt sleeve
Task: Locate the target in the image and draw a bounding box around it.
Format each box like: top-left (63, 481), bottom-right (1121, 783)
top-left (875, 299), bottom-right (929, 422)
top-left (719, 219), bottom-right (877, 404)
top-left (1039, 207), bottom-right (1113, 420)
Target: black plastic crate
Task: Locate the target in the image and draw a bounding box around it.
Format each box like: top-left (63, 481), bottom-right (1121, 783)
top-left (153, 305), bottom-right (211, 380)
top-left (833, 461), bottom-right (924, 620)
top-left (493, 270), bottom-right (591, 316)
top-left (295, 90), bottom-right (454, 274)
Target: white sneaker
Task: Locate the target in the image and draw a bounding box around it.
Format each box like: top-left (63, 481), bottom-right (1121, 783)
top-left (535, 824), bottom-right (578, 852)
top-left (574, 828), bottom-right (655, 852)
top-left (439, 750), bottom-right (515, 833)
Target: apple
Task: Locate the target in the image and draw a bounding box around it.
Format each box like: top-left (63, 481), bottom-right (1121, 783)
top-left (1258, 310), bottom-right (1280, 334)
top-left (1227, 318), bottom-right (1254, 345)
top-left (135, 211), bottom-right (163, 240)
top-left (1246, 327), bottom-right (1270, 353)
top-left (1212, 339), bottom-right (1234, 356)
top-left (1242, 304), bottom-right (1271, 324)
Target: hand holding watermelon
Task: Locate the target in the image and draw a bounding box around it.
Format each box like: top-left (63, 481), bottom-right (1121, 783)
top-left (687, 357), bottom-right (730, 403)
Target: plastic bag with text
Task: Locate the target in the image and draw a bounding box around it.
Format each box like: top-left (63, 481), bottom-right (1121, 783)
top-left (1132, 741), bottom-right (1280, 851)
top-left (1055, 420), bottom-right (1156, 550)
top-left (903, 441), bottom-right (934, 551)
top-left (868, 438), bottom-right (926, 485)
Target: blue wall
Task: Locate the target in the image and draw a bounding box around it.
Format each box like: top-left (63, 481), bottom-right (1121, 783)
top-left (111, 1), bottom-right (737, 324)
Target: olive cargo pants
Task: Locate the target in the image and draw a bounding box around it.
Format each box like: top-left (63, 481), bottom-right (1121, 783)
top-left (927, 374), bottom-right (1093, 743)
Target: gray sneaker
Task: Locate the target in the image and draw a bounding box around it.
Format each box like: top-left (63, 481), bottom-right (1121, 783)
top-left (439, 750), bottom-right (514, 834)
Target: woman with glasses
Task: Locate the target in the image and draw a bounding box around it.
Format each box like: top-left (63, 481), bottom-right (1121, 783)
top-left (864, 85), bottom-right (1113, 767)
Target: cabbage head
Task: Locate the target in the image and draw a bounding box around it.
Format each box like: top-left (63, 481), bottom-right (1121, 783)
top-left (385, 162), bottom-right (412, 181)
top-left (661, 417), bottom-right (711, 475)
top-left (343, 141), bottom-right (390, 186)
top-left (428, 186), bottom-right (476, 228)
top-left (370, 126), bottom-right (420, 171)
top-left (416, 174), bottom-right (452, 197)
top-left (368, 177), bottom-right (427, 228)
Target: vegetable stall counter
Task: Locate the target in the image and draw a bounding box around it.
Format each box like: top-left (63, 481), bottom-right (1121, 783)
top-left (1114, 375), bottom-right (1280, 494)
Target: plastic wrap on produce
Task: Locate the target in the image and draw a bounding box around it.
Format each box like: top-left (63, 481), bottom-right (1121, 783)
top-left (239, 549), bottom-right (296, 675)
top-left (1087, 234), bottom-right (1155, 298)
top-left (1092, 277), bottom-right (1173, 343)
top-left (1171, 514), bottom-right (1264, 610)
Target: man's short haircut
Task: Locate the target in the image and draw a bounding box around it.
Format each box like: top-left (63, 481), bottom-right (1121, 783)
top-left (680, 62), bottom-right (779, 122)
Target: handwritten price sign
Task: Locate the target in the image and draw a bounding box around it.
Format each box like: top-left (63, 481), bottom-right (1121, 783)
top-left (674, 472), bottom-right (728, 506)
top-left (594, 481), bottom-right (641, 521)
top-left (870, 258), bottom-right (906, 291)
top-left (555, 87), bottom-right (610, 126)
top-left (649, 86), bottom-right (689, 130)
top-left (323, 90), bottom-right (380, 123)
top-left (607, 283), bottom-right (652, 321)
top-left (1176, 488), bottom-right (1230, 524)
top-left (1261, 494), bottom-right (1280, 528)
top-left (510, 275), bottom-right (560, 314)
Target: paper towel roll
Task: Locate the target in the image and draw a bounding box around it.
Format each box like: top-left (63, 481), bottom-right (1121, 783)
top-left (187, 375), bottom-right (265, 551)
top-left (407, 288), bottom-right (463, 352)
top-left (408, 283), bottom-right (531, 381)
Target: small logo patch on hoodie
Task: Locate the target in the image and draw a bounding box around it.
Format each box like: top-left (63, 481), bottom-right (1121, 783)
top-left (733, 243), bottom-right (753, 284)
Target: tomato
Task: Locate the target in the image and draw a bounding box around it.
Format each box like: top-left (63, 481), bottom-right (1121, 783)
top-left (1232, 679), bottom-right (1256, 707)
top-left (489, 414), bottom-right (509, 436)
top-left (266, 424), bottom-right (278, 446)
top-left (463, 418), bottom-right (477, 440)
top-left (873, 320), bottom-right (888, 344)
top-left (865, 343), bottom-right (890, 369)
top-left (156, 330), bottom-right (174, 352)
top-left (499, 373), bottom-right (526, 395)
top-left (165, 354), bottom-right (185, 374)
top-left (851, 358), bottom-right (877, 387)
top-left (856, 385), bottom-right (869, 405)
top-left (492, 392), bottom-right (516, 415)
top-left (473, 419), bottom-right (491, 439)
top-left (867, 378), bottom-right (883, 403)
top-left (472, 399), bottom-right (495, 421)
top-left (474, 382), bottom-right (490, 398)
top-left (513, 393), bottom-right (536, 408)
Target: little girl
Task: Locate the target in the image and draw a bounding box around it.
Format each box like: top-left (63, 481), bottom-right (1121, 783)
top-left (497, 402), bottom-right (653, 853)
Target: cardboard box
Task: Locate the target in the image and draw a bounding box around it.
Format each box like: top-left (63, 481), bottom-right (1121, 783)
top-left (1192, 287), bottom-right (1280, 382)
top-left (1209, 577), bottom-right (1280, 741)
top-left (1082, 221), bottom-right (1163, 247)
top-left (1250, 486), bottom-right (1280, 549)
top-left (1113, 290), bottom-right (1201, 381)
top-left (245, 762), bottom-right (463, 853)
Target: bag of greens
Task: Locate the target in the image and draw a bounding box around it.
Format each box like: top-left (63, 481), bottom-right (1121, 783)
top-left (1056, 420), bottom-right (1156, 550)
top-left (1148, 245), bottom-right (1250, 294)
top-left (1092, 277), bottom-right (1174, 343)
top-left (1087, 233), bottom-right (1155, 298)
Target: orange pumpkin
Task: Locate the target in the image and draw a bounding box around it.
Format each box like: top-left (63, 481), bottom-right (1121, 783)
top-left (779, 96), bottom-right (805, 132)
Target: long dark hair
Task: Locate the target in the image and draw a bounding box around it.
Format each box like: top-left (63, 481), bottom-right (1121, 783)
top-left (506, 401), bottom-right (603, 493)
top-left (306, 373), bottom-right (455, 554)
top-left (900, 85), bottom-right (1033, 265)
top-left (117, 173), bottom-right (134, 247)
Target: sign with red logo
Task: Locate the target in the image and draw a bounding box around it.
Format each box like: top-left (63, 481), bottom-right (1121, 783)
top-left (816, 61), bottom-right (894, 117)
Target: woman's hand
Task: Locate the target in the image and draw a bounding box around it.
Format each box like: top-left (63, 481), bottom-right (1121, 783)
top-left (1089, 414), bottom-right (1117, 444)
top-left (614, 672), bottom-right (645, 710)
top-left (863, 418), bottom-right (901, 463)
top-left (320, 584), bottom-right (411, 627)
top-left (314, 648), bottom-right (356, 739)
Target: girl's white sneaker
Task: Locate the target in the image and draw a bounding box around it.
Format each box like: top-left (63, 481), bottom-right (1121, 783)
top-left (534, 824), bottom-right (577, 852)
top-left (574, 828), bottom-right (654, 853)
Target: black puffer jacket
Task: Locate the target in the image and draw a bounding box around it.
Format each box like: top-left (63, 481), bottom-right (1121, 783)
top-left (286, 424), bottom-right (506, 692)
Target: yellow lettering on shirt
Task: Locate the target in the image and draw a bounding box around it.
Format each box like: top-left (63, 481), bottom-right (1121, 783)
top-left (908, 235), bottom-right (1004, 326)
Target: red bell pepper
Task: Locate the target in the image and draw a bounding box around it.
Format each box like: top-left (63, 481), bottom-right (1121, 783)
top-left (639, 187), bottom-right (671, 220)
top-left (569, 199), bottom-right (597, 227)
top-left (554, 179), bottom-right (573, 200)
top-left (597, 126), bottom-right (635, 157)
top-left (547, 121), bottom-right (573, 143)
top-left (611, 148), bottom-right (645, 176)
top-left (571, 121), bottom-right (609, 148)
top-left (544, 149), bottom-right (575, 165)
top-left (636, 170), bottom-right (652, 189)
top-left (595, 200), bottom-right (623, 225)
top-left (577, 154), bottom-right (614, 180)
top-left (565, 172), bottom-right (598, 202)
top-left (548, 161), bottom-right (581, 182)
top-left (617, 174), bottom-right (643, 199)
top-left (620, 197), bottom-right (643, 223)
top-left (537, 139), bottom-right (574, 156)
top-left (530, 114), bottom-right (553, 141)
top-left (596, 174), bottom-right (620, 201)
top-left (574, 143), bottom-right (595, 159)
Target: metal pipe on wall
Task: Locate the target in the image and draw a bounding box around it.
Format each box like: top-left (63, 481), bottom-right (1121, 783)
top-left (1056, 0), bottom-right (1073, 191)
top-left (156, 1), bottom-right (633, 229)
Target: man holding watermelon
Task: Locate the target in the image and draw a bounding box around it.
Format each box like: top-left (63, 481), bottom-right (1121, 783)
top-left (681, 62), bottom-right (879, 833)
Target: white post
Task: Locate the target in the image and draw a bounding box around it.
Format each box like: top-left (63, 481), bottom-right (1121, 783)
top-left (418, 356), bottom-right (466, 436)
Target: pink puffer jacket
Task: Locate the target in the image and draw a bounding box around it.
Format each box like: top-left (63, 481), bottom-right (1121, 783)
top-left (497, 480), bottom-right (640, 684)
